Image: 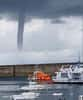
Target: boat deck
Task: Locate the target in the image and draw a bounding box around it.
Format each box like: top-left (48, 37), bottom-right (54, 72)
top-left (53, 80), bottom-right (83, 84)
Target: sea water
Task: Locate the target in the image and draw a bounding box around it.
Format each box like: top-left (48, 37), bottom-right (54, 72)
top-left (0, 82), bottom-right (83, 100)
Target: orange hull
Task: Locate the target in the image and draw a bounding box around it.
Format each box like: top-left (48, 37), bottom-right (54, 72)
top-left (34, 71), bottom-right (52, 83)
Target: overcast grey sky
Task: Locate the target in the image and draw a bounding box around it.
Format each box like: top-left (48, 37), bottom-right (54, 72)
top-left (0, 0), bottom-right (83, 65)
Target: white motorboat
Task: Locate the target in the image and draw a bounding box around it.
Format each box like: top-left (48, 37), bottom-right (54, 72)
top-left (52, 65), bottom-right (83, 82)
top-left (71, 65), bottom-right (83, 80)
top-left (52, 65), bottom-right (72, 82)
top-left (10, 92), bottom-right (40, 100)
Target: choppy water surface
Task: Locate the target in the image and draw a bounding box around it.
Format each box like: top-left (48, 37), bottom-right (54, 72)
top-left (0, 81), bottom-right (83, 100)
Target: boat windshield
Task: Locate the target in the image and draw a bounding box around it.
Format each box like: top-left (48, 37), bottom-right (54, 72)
top-left (61, 73), bottom-right (68, 78)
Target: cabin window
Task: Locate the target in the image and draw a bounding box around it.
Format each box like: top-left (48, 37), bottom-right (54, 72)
top-left (61, 73), bottom-right (68, 78)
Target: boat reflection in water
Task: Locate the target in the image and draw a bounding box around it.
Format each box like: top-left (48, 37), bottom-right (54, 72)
top-left (0, 81), bottom-right (82, 100)
top-left (10, 92), bottom-right (40, 100)
top-left (0, 83), bottom-right (82, 100)
top-left (20, 81), bottom-right (47, 91)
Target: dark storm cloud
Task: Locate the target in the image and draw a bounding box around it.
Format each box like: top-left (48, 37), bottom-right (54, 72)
top-left (0, 0), bottom-right (83, 19)
top-left (0, 0), bottom-right (82, 64)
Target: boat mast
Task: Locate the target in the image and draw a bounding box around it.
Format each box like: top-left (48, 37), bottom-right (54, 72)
top-left (79, 16), bottom-right (82, 65)
top-left (78, 51), bottom-right (80, 66)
